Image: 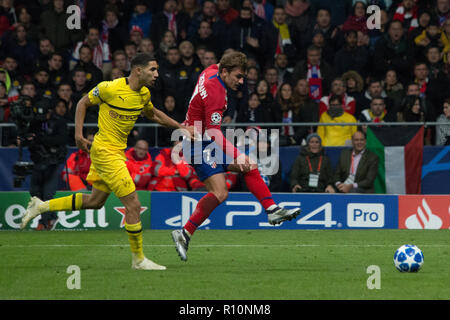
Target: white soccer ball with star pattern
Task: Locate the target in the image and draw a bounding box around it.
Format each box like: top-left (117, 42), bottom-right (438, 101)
top-left (393, 244), bottom-right (424, 272)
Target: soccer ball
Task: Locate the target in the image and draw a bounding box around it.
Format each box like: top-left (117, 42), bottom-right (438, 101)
top-left (393, 244), bottom-right (424, 272)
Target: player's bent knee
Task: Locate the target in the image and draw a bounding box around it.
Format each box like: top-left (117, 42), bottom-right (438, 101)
top-left (84, 196), bottom-right (106, 210)
top-left (213, 190), bottom-right (228, 203)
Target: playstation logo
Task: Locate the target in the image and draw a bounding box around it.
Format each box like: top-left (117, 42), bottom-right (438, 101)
top-left (165, 195), bottom-right (211, 228)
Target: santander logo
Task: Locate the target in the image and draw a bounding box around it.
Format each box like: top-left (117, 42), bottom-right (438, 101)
top-left (399, 196), bottom-right (450, 230)
top-left (405, 199), bottom-right (442, 229)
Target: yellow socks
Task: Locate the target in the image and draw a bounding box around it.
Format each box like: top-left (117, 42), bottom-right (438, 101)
top-left (125, 221), bottom-right (145, 261)
top-left (48, 193), bottom-right (83, 212)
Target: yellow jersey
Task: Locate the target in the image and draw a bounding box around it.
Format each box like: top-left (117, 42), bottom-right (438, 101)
top-left (317, 111), bottom-right (357, 147)
top-left (87, 77), bottom-right (153, 150)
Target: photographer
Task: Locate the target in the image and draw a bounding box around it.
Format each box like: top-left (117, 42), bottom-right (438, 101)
top-left (18, 97), bottom-right (68, 230)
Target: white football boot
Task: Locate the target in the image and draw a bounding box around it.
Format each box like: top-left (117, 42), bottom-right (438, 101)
top-left (132, 254), bottom-right (166, 270)
top-left (20, 196), bottom-right (45, 229)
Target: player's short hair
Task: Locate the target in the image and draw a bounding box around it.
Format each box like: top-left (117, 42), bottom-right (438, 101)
top-left (219, 51), bottom-right (247, 74)
top-left (130, 53), bottom-right (156, 69)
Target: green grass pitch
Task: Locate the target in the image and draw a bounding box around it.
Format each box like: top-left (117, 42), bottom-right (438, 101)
top-left (1, 229), bottom-right (449, 300)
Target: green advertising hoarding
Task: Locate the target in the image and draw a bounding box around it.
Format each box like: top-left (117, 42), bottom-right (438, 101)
top-left (0, 191), bottom-right (151, 231)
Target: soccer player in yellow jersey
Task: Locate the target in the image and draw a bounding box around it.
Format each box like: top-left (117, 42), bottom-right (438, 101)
top-left (20, 54), bottom-right (194, 270)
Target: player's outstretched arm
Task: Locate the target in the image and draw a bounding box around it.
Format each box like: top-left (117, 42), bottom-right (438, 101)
top-left (144, 107), bottom-right (195, 139)
top-left (74, 94), bottom-right (95, 153)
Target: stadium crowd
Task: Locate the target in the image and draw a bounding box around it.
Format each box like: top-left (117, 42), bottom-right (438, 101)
top-left (1, 0), bottom-right (450, 194)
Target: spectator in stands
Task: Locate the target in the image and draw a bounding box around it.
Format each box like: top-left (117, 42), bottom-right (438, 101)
top-left (111, 67), bottom-right (125, 80)
top-left (0, 23), bottom-right (39, 75)
top-left (291, 78), bottom-right (319, 144)
top-left (128, 0), bottom-right (152, 38)
top-left (334, 29), bottom-right (369, 77)
top-left (71, 67), bottom-right (90, 101)
top-left (284, 0), bottom-right (313, 37)
top-left (341, 71), bottom-right (365, 110)
top-left (179, 40), bottom-right (201, 73)
top-left (342, 1), bottom-right (368, 35)
top-left (392, 0), bottom-right (419, 33)
top-left (180, 0), bottom-right (200, 20)
top-left (125, 139), bottom-right (154, 191)
top-left (112, 50), bottom-right (130, 76)
top-left (255, 78), bottom-right (272, 103)
top-left (138, 38), bottom-right (155, 57)
top-left (35, 38), bottom-right (54, 71)
top-left (384, 69), bottom-right (404, 113)
top-left (264, 66), bottom-right (280, 98)
top-left (290, 133), bottom-right (335, 193)
top-left (311, 0), bottom-right (353, 27)
top-left (199, 49), bottom-right (217, 70)
top-left (62, 131), bottom-right (94, 191)
top-left (155, 30), bottom-right (177, 61)
top-left (400, 94), bottom-right (426, 123)
top-left (408, 10), bottom-right (431, 42)
top-left (373, 19), bottom-right (413, 82)
top-left (303, 6), bottom-right (340, 50)
top-left (187, 0), bottom-right (228, 54)
top-left (33, 67), bottom-right (53, 100)
top-left (436, 97), bottom-right (450, 146)
top-left (56, 82), bottom-right (75, 122)
top-left (129, 25), bottom-right (144, 48)
top-left (309, 28), bottom-right (335, 66)
top-left (317, 94), bottom-right (357, 146)
top-left (0, 75), bottom-right (18, 106)
top-left (216, 0), bottom-right (239, 25)
top-left (71, 26), bottom-right (112, 79)
top-left (16, 6), bottom-right (38, 42)
top-left (273, 53), bottom-right (293, 85)
top-left (434, 0), bottom-right (450, 27)
top-left (252, 0), bottom-right (274, 23)
top-left (70, 44), bottom-right (104, 87)
top-left (47, 52), bottom-right (67, 89)
top-left (39, 0), bottom-right (83, 51)
top-left (360, 78), bottom-right (391, 118)
top-left (101, 5), bottom-right (128, 54)
top-left (228, 5), bottom-right (265, 67)
top-left (20, 81), bottom-right (36, 100)
top-left (190, 19), bottom-right (222, 58)
top-left (413, 61), bottom-right (443, 119)
top-left (443, 49), bottom-right (450, 82)
top-left (333, 130), bottom-right (379, 193)
top-left (367, 8), bottom-right (388, 51)
top-left (426, 46), bottom-right (445, 81)
top-left (359, 97), bottom-right (396, 133)
top-left (319, 77), bottom-right (356, 116)
top-left (157, 95), bottom-right (185, 146)
top-left (159, 46), bottom-right (190, 112)
top-left (71, 67), bottom-right (98, 125)
top-left (245, 66), bottom-right (259, 95)
top-left (414, 18), bottom-right (442, 59)
top-left (151, 0), bottom-right (190, 48)
top-left (270, 82), bottom-right (298, 146)
top-left (441, 18), bottom-right (450, 53)
top-left (0, 0), bottom-right (17, 37)
top-left (150, 141), bottom-right (197, 192)
top-left (262, 6), bottom-right (299, 68)
top-left (1, 56), bottom-right (21, 94)
top-left (124, 41), bottom-right (138, 65)
top-left (0, 80), bottom-right (9, 123)
top-left (292, 45), bottom-right (335, 103)
top-left (237, 92), bottom-right (267, 124)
